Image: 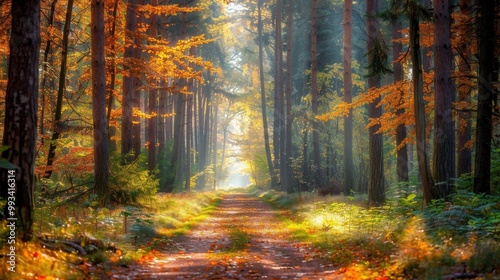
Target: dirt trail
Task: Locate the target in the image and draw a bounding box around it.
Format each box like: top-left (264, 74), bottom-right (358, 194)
top-left (111, 193), bottom-right (340, 279)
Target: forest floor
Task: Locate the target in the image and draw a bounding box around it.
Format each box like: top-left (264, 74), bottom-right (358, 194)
top-left (109, 193), bottom-right (341, 279)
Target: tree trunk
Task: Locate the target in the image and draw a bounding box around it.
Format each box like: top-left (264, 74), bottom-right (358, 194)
top-left (420, 0), bottom-right (432, 72)
top-left (258, 0), bottom-right (277, 189)
top-left (274, 0), bottom-right (284, 189)
top-left (284, 0), bottom-right (294, 193)
top-left (166, 85), bottom-right (184, 192)
top-left (474, 0), bottom-right (495, 194)
top-left (44, 0), bottom-right (74, 178)
top-left (311, 0), bottom-right (321, 186)
top-left (409, 2), bottom-right (435, 204)
top-left (132, 0), bottom-right (144, 161)
top-left (343, 0), bottom-right (354, 193)
top-left (122, 0), bottom-right (137, 163)
top-left (106, 0), bottom-right (119, 152)
top-left (185, 77), bottom-right (193, 192)
top-left (212, 94), bottom-right (219, 190)
top-left (91, 0), bottom-right (110, 207)
top-left (367, 0), bottom-right (385, 205)
top-left (302, 128), bottom-right (310, 191)
top-left (456, 0), bottom-right (472, 176)
top-left (1, 0), bottom-right (40, 242)
top-left (432, 0), bottom-right (455, 198)
top-left (197, 73), bottom-right (211, 190)
top-left (393, 18), bottom-right (408, 183)
top-left (39, 0), bottom-right (58, 146)
top-left (158, 80), bottom-right (166, 153)
top-left (147, 0), bottom-right (158, 172)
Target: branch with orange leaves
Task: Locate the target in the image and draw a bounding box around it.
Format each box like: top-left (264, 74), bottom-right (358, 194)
top-left (317, 77), bottom-right (435, 151)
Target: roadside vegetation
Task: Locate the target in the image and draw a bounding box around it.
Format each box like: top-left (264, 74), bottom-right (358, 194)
top-left (0, 191), bottom-right (222, 279)
top-left (250, 182), bottom-right (500, 279)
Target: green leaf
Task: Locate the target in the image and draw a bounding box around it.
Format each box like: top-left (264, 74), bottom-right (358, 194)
top-left (0, 158), bottom-right (18, 170)
top-left (121, 211), bottom-right (132, 217)
top-left (406, 193), bottom-right (417, 201)
top-left (0, 145), bottom-right (11, 154)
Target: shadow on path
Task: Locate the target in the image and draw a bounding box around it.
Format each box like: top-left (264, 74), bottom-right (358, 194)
top-left (111, 193), bottom-right (340, 279)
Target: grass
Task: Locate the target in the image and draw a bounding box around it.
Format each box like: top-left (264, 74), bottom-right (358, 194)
top-left (249, 186), bottom-right (500, 279)
top-left (0, 191), bottom-right (223, 279)
top-left (226, 228), bottom-right (251, 252)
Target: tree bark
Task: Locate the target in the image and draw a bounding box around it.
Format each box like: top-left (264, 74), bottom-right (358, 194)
top-left (39, 0), bottom-right (58, 146)
top-left (456, 0), bottom-right (472, 176)
top-left (147, 0), bottom-right (158, 172)
top-left (343, 0), bottom-right (354, 193)
top-left (185, 68), bottom-right (194, 192)
top-left (284, 0), bottom-right (294, 193)
top-left (420, 0), bottom-right (432, 72)
top-left (367, 0), bottom-right (385, 205)
top-left (91, 0), bottom-right (110, 207)
top-left (44, 0), bottom-right (74, 178)
top-left (274, 0), bottom-right (284, 190)
top-left (106, 0), bottom-right (119, 152)
top-left (132, 0), bottom-right (145, 161)
top-left (258, 0), bottom-right (277, 189)
top-left (212, 94), bottom-right (219, 190)
top-left (474, 0), bottom-right (495, 194)
top-left (197, 72), bottom-right (211, 190)
top-left (432, 0), bottom-right (455, 198)
top-left (1, 0), bottom-right (40, 242)
top-left (311, 0), bottom-right (321, 186)
top-left (409, 2), bottom-right (435, 204)
top-left (392, 18), bottom-right (408, 183)
top-left (122, 0), bottom-right (137, 163)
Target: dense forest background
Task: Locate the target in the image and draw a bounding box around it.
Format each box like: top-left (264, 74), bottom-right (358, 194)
top-left (0, 0), bottom-right (499, 278)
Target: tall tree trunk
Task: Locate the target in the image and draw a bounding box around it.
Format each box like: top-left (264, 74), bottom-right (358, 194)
top-left (44, 0), bottom-right (74, 178)
top-left (393, 18), bottom-right (408, 183)
top-left (367, 0), bottom-right (385, 205)
top-left (311, 0), bottom-right (321, 186)
top-left (147, 0), bottom-right (158, 172)
top-left (166, 4), bottom-right (188, 192)
top-left (432, 0), bottom-right (455, 198)
top-left (258, 0), bottom-right (277, 189)
top-left (343, 0), bottom-right (354, 193)
top-left (409, 2), bottom-right (435, 204)
top-left (122, 0), bottom-right (137, 163)
top-left (302, 127), bottom-right (310, 190)
top-left (274, 0), bottom-right (284, 189)
top-left (158, 80), bottom-right (166, 153)
top-left (284, 0), bottom-right (294, 193)
top-left (456, 0), bottom-right (472, 176)
top-left (197, 72), bottom-right (211, 190)
top-left (166, 87), bottom-right (173, 141)
top-left (185, 77), bottom-right (193, 192)
top-left (106, 0), bottom-right (119, 152)
top-left (219, 101), bottom-right (231, 185)
top-left (39, 0), bottom-right (58, 146)
top-left (176, 93), bottom-right (186, 186)
top-left (132, 0), bottom-right (144, 161)
top-left (420, 0), bottom-right (432, 72)
top-left (474, 0), bottom-right (495, 194)
top-left (166, 87), bottom-right (184, 192)
top-left (212, 94), bottom-right (219, 190)
top-left (91, 0), bottom-right (110, 207)
top-left (1, 0), bottom-right (40, 242)
top-left (147, 89), bottom-right (157, 171)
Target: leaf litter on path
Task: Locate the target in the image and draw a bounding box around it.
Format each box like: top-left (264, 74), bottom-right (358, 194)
top-left (111, 193), bottom-right (341, 279)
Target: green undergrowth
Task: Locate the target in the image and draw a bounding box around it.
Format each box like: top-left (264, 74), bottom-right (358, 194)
top-left (249, 186), bottom-right (500, 279)
top-left (226, 228), bottom-right (251, 252)
top-left (118, 192), bottom-right (223, 261)
top-left (0, 191), bottom-right (223, 279)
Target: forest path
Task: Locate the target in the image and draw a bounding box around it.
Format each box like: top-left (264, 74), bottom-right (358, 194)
top-left (111, 193), bottom-right (340, 279)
